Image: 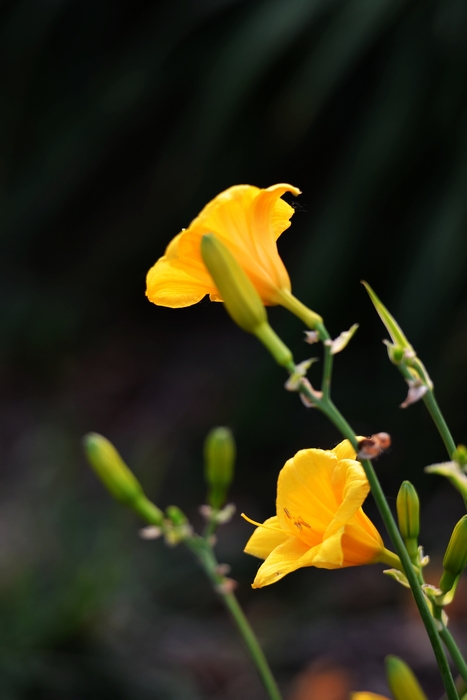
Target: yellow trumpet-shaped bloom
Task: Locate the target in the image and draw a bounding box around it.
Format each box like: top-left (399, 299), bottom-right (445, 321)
top-left (244, 439), bottom-right (397, 588)
top-left (146, 183), bottom-right (300, 308)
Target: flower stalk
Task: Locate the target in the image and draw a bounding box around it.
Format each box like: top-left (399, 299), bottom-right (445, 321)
top-left (186, 536), bottom-right (283, 700)
top-left (295, 377), bottom-right (459, 700)
top-left (422, 389), bottom-right (456, 458)
top-left (283, 322), bottom-right (459, 700)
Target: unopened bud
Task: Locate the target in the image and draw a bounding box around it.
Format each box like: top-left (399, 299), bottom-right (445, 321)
top-left (383, 340), bottom-right (405, 364)
top-left (201, 234), bottom-right (266, 334)
top-left (83, 433), bottom-right (163, 526)
top-left (453, 444), bottom-right (467, 468)
top-left (385, 655), bottom-right (428, 700)
top-left (166, 505), bottom-right (188, 526)
top-left (204, 427), bottom-right (235, 510)
top-left (396, 481), bottom-right (420, 561)
top-left (201, 235), bottom-right (293, 369)
top-left (84, 433), bottom-right (142, 504)
top-left (440, 515), bottom-right (467, 593)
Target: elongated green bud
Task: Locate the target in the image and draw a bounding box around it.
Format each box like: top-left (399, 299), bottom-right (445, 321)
top-left (201, 234), bottom-right (266, 333)
top-left (440, 515), bottom-right (467, 593)
top-left (204, 427), bottom-right (235, 510)
top-left (385, 656), bottom-right (428, 700)
top-left (201, 234), bottom-right (294, 369)
top-left (83, 433), bottom-right (163, 526)
top-left (396, 481), bottom-right (420, 561)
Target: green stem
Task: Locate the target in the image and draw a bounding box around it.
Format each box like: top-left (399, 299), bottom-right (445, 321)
top-left (440, 625), bottom-right (467, 685)
top-left (221, 590), bottom-right (282, 700)
top-left (296, 381), bottom-right (459, 700)
top-left (422, 390), bottom-right (456, 458)
top-left (187, 539), bottom-right (282, 700)
top-left (316, 322), bottom-right (333, 400)
top-left (377, 547), bottom-right (404, 571)
top-left (440, 678), bottom-right (467, 700)
top-left (276, 290), bottom-right (323, 329)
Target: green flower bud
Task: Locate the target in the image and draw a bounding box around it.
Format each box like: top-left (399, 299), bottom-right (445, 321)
top-left (440, 515), bottom-right (467, 593)
top-left (396, 481), bottom-right (420, 561)
top-left (384, 341), bottom-right (405, 364)
top-left (84, 433), bottom-right (142, 504)
top-left (83, 433), bottom-right (163, 526)
top-left (385, 656), bottom-right (428, 700)
top-left (166, 505), bottom-right (188, 526)
top-left (201, 234), bottom-right (266, 334)
top-left (453, 444), bottom-right (467, 468)
top-left (200, 234), bottom-right (294, 370)
top-left (204, 427), bottom-right (235, 510)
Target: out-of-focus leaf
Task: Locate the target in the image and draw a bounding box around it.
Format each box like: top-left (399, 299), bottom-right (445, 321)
top-left (273, 0), bottom-right (410, 142)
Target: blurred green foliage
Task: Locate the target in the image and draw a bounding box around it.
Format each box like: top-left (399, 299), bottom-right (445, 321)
top-left (1, 0), bottom-right (467, 697)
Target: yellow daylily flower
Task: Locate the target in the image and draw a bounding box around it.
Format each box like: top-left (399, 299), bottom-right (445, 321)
top-left (351, 694), bottom-right (390, 700)
top-left (244, 439), bottom-right (399, 588)
top-left (146, 183), bottom-right (303, 308)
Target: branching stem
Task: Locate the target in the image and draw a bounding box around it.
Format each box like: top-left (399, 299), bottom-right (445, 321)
top-left (293, 330), bottom-right (460, 700)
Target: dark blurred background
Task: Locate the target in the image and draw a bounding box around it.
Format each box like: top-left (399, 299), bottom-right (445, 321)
top-left (1, 0), bottom-right (467, 697)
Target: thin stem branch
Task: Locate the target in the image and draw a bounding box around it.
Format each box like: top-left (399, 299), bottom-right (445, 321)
top-left (316, 322), bottom-right (333, 400)
top-left (440, 625), bottom-right (467, 685)
top-left (422, 390), bottom-right (457, 458)
top-left (187, 538), bottom-right (282, 700)
top-left (296, 380), bottom-right (459, 700)
top-left (221, 590), bottom-right (282, 700)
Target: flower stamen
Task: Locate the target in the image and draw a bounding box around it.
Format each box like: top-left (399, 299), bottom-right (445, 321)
top-left (241, 513), bottom-right (284, 534)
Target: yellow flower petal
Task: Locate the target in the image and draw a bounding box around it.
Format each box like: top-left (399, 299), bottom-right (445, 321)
top-left (341, 511), bottom-right (385, 566)
top-left (351, 694), bottom-right (390, 700)
top-left (310, 526), bottom-right (346, 568)
top-left (277, 448), bottom-right (338, 540)
top-left (244, 516), bottom-right (288, 559)
top-left (146, 233), bottom-right (216, 307)
top-left (251, 536), bottom-right (309, 588)
top-left (323, 458), bottom-right (370, 539)
top-left (146, 184), bottom-right (300, 308)
top-left (332, 437), bottom-right (358, 461)
top-left (252, 527), bottom-right (350, 587)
